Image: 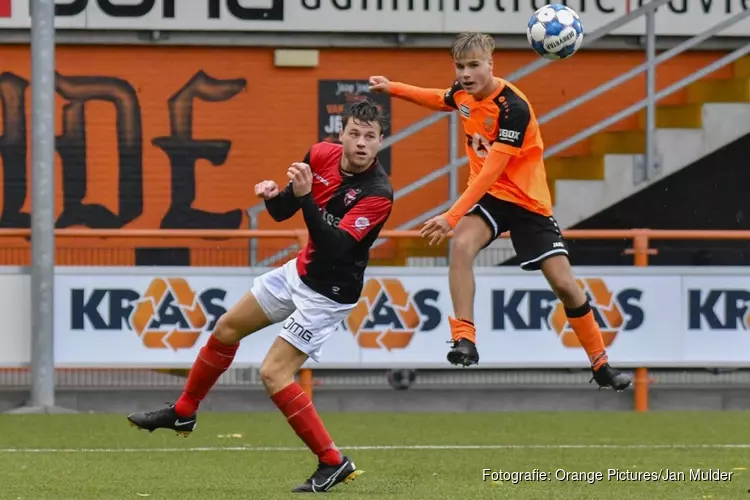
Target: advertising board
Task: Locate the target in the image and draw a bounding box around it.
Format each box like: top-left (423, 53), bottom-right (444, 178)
top-left (0, 1), bottom-right (747, 37)
top-left (46, 266), bottom-right (750, 369)
top-left (0, 271), bottom-right (30, 367)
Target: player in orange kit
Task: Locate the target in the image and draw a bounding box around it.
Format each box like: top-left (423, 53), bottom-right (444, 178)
top-left (369, 33), bottom-right (631, 391)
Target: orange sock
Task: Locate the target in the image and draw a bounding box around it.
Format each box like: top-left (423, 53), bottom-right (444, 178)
top-left (449, 316), bottom-right (476, 344)
top-left (565, 302), bottom-right (608, 370)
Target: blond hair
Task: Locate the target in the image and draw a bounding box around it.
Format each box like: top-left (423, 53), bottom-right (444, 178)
top-left (451, 32), bottom-right (495, 60)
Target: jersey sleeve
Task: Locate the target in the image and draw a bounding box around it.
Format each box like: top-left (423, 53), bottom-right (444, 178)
top-left (389, 80), bottom-right (462, 112)
top-left (264, 148), bottom-right (311, 222)
top-left (338, 194), bottom-right (392, 242)
top-left (443, 150), bottom-right (510, 228)
top-left (264, 182), bottom-right (300, 222)
top-left (442, 80), bottom-right (463, 109)
top-left (491, 87), bottom-right (532, 157)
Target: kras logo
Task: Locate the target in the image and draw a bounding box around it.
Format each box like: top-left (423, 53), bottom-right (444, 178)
top-left (688, 289), bottom-right (750, 330)
top-left (492, 278), bottom-right (644, 348)
top-left (71, 277), bottom-right (227, 350)
top-left (344, 278), bottom-right (440, 350)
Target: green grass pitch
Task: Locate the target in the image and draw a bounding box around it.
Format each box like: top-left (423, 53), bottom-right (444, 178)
top-left (0, 411), bottom-right (748, 499)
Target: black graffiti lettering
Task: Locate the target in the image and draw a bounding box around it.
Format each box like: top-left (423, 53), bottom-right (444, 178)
top-left (301, 0), bottom-right (321, 9)
top-left (468, 0), bottom-right (483, 11)
top-left (55, 74), bottom-right (144, 228)
top-left (97, 0), bottom-right (155, 16)
top-left (0, 70), bottom-right (252, 231)
top-left (0, 73), bottom-right (30, 228)
top-left (153, 70), bottom-right (247, 230)
top-left (55, 0), bottom-right (87, 16)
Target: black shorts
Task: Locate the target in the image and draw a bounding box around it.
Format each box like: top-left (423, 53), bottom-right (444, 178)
top-left (467, 194), bottom-right (568, 271)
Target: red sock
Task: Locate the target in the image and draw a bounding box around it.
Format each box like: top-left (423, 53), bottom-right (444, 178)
top-left (174, 335), bottom-right (238, 417)
top-left (271, 382), bottom-right (342, 466)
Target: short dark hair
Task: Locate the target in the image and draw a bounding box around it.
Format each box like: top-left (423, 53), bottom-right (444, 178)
top-left (342, 98), bottom-right (388, 134)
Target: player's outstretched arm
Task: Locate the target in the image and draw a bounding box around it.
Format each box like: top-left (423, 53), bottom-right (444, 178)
top-left (369, 75), bottom-right (456, 112)
top-left (443, 148), bottom-right (511, 228)
top-left (263, 181), bottom-right (301, 222)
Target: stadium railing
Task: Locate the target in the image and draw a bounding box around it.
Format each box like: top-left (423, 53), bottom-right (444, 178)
top-left (3, 227), bottom-right (750, 412)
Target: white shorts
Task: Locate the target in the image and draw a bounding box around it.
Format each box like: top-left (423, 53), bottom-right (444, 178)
top-left (250, 258), bottom-right (356, 362)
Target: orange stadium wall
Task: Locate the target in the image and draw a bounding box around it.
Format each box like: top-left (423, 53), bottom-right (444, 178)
top-left (0, 45), bottom-right (732, 266)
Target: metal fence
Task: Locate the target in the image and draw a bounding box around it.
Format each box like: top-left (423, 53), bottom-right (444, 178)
top-left (4, 367), bottom-right (750, 391)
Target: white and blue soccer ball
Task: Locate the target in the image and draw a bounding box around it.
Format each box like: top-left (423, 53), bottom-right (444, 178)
top-left (527, 4), bottom-right (584, 60)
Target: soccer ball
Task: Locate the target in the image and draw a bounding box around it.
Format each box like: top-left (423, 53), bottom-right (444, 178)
top-left (527, 4), bottom-right (584, 60)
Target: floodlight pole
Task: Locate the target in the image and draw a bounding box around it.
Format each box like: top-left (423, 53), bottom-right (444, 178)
top-left (7, 0), bottom-right (74, 414)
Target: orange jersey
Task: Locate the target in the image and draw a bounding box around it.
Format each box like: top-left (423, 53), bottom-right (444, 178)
top-left (390, 77), bottom-right (552, 220)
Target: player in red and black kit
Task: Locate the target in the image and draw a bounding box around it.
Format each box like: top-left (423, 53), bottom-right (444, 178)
top-left (127, 100), bottom-right (393, 493)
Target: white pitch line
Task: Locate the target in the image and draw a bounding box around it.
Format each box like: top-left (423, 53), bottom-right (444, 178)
top-left (1, 444), bottom-right (750, 453)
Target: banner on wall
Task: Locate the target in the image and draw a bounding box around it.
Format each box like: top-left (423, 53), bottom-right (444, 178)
top-left (48, 266), bottom-right (750, 369)
top-left (0, 1), bottom-right (748, 37)
top-left (317, 79), bottom-right (392, 175)
top-left (0, 273), bottom-right (30, 367)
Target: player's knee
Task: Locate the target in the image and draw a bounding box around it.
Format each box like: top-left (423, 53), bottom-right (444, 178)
top-left (451, 234), bottom-right (481, 265)
top-left (211, 315), bottom-right (243, 345)
top-left (258, 361), bottom-right (293, 394)
top-left (258, 362), bottom-right (276, 388)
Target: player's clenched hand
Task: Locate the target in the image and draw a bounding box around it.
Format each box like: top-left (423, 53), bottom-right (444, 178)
top-left (288, 162), bottom-right (313, 197)
top-left (420, 215), bottom-right (451, 246)
top-left (368, 76), bottom-right (391, 93)
top-left (254, 180), bottom-right (279, 200)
